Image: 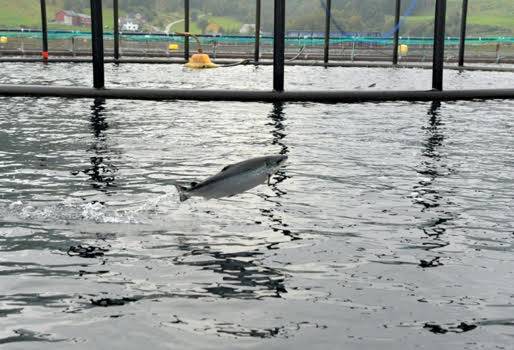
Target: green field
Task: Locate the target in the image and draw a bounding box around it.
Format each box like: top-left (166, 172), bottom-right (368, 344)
top-left (0, 0), bottom-right (242, 35)
top-left (413, 0), bottom-right (514, 17)
top-left (0, 0), bottom-right (121, 31)
top-left (0, 0), bottom-right (512, 36)
top-left (167, 21), bottom-right (201, 35)
top-left (165, 15), bottom-right (242, 35)
top-left (402, 13), bottom-right (514, 32)
top-left (405, 0), bottom-right (514, 35)
top-left (0, 0), bottom-right (45, 28)
top-left (468, 16), bottom-right (514, 29)
top-left (208, 16), bottom-right (242, 33)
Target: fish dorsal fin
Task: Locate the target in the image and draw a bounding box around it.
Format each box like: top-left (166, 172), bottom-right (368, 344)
top-left (221, 164), bottom-right (234, 172)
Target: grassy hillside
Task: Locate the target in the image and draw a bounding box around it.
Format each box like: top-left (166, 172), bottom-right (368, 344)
top-left (168, 21), bottom-right (201, 35)
top-left (0, 0), bottom-right (512, 36)
top-left (0, 0), bottom-right (120, 30)
top-left (402, 0), bottom-right (514, 36)
top-left (208, 16), bottom-right (242, 33)
top-left (167, 16), bottom-right (242, 35)
top-left (0, 0), bottom-right (44, 28)
top-left (0, 0), bottom-right (241, 34)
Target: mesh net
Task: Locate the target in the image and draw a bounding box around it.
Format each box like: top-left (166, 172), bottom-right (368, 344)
top-left (1, 31), bottom-right (513, 46)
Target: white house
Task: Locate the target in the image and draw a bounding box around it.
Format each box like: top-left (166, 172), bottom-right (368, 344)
top-left (239, 24), bottom-right (256, 34)
top-left (121, 21), bottom-right (140, 32)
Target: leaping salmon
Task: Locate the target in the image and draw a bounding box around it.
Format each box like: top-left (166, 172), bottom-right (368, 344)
top-left (175, 155), bottom-right (288, 202)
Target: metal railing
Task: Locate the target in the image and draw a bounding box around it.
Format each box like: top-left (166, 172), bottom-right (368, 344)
top-left (0, 0), bottom-right (513, 103)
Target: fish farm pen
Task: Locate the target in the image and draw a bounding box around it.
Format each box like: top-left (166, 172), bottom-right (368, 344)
top-left (0, 0), bottom-right (512, 101)
top-left (1, 30), bottom-right (513, 64)
top-left (1, 0), bottom-right (514, 349)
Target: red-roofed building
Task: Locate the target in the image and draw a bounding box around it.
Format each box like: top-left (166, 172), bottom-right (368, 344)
top-left (55, 10), bottom-right (91, 27)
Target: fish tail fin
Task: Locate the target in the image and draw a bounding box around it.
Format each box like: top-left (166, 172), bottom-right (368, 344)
top-left (174, 184), bottom-right (190, 202)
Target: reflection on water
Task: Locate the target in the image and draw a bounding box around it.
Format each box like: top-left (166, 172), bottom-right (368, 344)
top-left (262, 103), bottom-right (298, 243)
top-left (267, 102), bottom-right (291, 189)
top-left (414, 101), bottom-right (445, 212)
top-left (268, 103), bottom-right (289, 157)
top-left (82, 98), bottom-right (117, 190)
top-left (413, 102), bottom-right (454, 245)
top-left (0, 329), bottom-right (64, 345)
top-left (174, 249), bottom-right (287, 299)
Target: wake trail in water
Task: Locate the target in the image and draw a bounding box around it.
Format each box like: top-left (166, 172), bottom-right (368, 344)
top-left (0, 191), bottom-right (180, 225)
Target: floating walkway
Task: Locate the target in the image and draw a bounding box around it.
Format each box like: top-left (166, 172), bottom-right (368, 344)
top-left (0, 84), bottom-right (512, 103)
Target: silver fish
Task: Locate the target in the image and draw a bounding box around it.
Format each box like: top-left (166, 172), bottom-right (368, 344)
top-left (175, 155), bottom-right (288, 202)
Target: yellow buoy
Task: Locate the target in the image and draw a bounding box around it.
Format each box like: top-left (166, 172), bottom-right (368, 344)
top-left (398, 44), bottom-right (408, 56)
top-left (168, 43), bottom-right (179, 51)
top-left (0, 36), bottom-right (8, 44)
top-left (184, 53), bottom-right (218, 69)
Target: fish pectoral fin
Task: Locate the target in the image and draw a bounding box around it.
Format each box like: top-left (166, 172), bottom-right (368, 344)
top-left (178, 192), bottom-right (190, 202)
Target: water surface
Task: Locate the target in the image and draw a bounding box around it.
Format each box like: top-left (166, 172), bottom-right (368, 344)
top-left (0, 63), bottom-right (513, 349)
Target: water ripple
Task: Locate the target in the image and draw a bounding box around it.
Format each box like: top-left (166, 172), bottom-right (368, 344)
top-left (0, 64), bottom-right (513, 348)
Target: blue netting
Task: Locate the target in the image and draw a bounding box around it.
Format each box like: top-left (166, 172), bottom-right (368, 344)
top-left (1, 30), bottom-right (513, 46)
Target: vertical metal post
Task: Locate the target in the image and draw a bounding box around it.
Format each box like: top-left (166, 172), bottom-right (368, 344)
top-left (254, 0), bottom-right (261, 62)
top-left (273, 0), bottom-right (286, 92)
top-left (432, 0), bottom-right (446, 91)
top-left (458, 0), bottom-right (468, 67)
top-left (40, 0), bottom-right (48, 60)
top-left (184, 0), bottom-right (190, 61)
top-left (323, 0), bottom-right (331, 64)
top-left (392, 0), bottom-right (401, 65)
top-left (90, 0), bottom-right (105, 89)
top-left (113, 0), bottom-right (120, 60)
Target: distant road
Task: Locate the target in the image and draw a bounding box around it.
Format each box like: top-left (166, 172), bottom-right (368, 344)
top-left (165, 19), bottom-right (184, 34)
top-left (165, 14), bottom-right (206, 34)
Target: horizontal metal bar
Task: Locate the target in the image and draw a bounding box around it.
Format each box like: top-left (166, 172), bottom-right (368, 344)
top-left (0, 84), bottom-right (512, 103)
top-left (0, 57), bottom-right (512, 72)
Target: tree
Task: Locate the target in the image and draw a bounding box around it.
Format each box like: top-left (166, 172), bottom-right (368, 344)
top-left (348, 15), bottom-right (363, 31)
top-left (197, 18), bottom-right (208, 34)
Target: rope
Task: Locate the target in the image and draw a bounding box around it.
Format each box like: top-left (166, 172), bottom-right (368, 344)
top-left (286, 45), bottom-right (306, 62)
